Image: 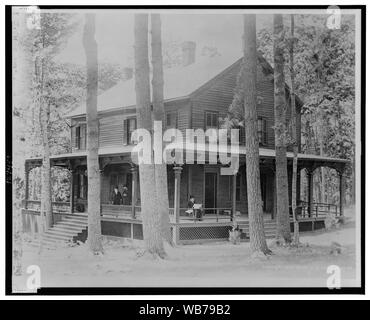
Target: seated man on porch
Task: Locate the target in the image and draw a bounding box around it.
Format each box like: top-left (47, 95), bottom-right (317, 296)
top-left (110, 186), bottom-right (123, 205)
top-left (186, 195), bottom-right (203, 221)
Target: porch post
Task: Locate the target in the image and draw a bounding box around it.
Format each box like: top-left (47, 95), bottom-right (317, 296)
top-left (69, 169), bottom-right (74, 214)
top-left (173, 166), bottom-right (182, 223)
top-left (307, 169), bottom-right (313, 218)
top-left (272, 170), bottom-right (276, 220)
top-left (24, 163), bottom-right (29, 209)
top-left (232, 173), bottom-right (237, 220)
top-left (130, 164), bottom-right (138, 219)
top-left (339, 171), bottom-right (345, 216)
top-left (173, 166), bottom-right (182, 245)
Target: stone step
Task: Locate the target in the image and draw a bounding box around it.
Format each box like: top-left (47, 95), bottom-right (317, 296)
top-left (55, 220), bottom-right (87, 228)
top-left (63, 215), bottom-right (88, 221)
top-left (43, 232), bottom-right (73, 241)
top-left (53, 224), bottom-right (85, 232)
top-left (47, 228), bottom-right (79, 237)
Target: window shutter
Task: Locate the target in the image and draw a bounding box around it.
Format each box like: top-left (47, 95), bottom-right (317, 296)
top-left (263, 119), bottom-right (267, 144)
top-left (83, 174), bottom-right (88, 199)
top-left (132, 118), bottom-right (137, 144)
top-left (80, 124), bottom-right (86, 150)
top-left (75, 126), bottom-right (80, 149)
top-left (123, 119), bottom-right (128, 145)
top-left (71, 126), bottom-right (77, 149)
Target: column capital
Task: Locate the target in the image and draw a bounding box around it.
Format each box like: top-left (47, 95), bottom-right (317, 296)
top-left (130, 163), bottom-right (138, 173)
top-left (173, 165), bottom-right (183, 174)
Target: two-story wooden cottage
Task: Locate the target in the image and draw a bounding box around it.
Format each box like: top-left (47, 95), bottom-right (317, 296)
top-left (22, 42), bottom-right (348, 245)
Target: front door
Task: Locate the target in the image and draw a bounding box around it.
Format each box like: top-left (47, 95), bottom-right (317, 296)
top-left (204, 172), bottom-right (217, 214)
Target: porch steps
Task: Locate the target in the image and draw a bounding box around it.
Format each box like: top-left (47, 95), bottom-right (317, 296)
top-left (31, 215), bottom-right (88, 250)
top-left (238, 220), bottom-right (277, 239)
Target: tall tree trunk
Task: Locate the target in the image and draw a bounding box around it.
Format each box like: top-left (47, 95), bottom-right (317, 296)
top-left (12, 12), bottom-right (31, 275)
top-left (351, 150), bottom-right (355, 205)
top-left (273, 14), bottom-right (292, 244)
top-left (83, 13), bottom-right (103, 254)
top-left (150, 14), bottom-right (172, 245)
top-left (289, 14), bottom-right (299, 245)
top-left (38, 52), bottom-right (53, 234)
top-left (40, 102), bottom-right (52, 231)
top-left (134, 14), bottom-right (166, 258)
top-left (243, 15), bottom-right (271, 255)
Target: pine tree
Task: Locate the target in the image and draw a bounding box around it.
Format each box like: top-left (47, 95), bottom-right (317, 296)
top-left (273, 14), bottom-right (292, 244)
top-left (83, 13), bottom-right (103, 254)
top-left (150, 14), bottom-right (172, 245)
top-left (134, 14), bottom-right (166, 258)
top-left (243, 15), bottom-right (271, 255)
top-left (289, 14), bottom-right (299, 245)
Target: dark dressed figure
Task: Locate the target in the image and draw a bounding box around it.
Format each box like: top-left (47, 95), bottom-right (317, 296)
top-left (111, 186), bottom-right (123, 205)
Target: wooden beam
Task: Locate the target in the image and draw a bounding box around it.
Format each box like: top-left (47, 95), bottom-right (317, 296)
top-left (232, 174), bottom-right (237, 219)
top-left (307, 169), bottom-right (313, 218)
top-left (339, 172), bottom-right (345, 216)
top-left (130, 164), bottom-right (138, 219)
top-left (24, 164), bottom-right (29, 209)
top-left (173, 166), bottom-right (182, 223)
top-left (173, 166), bottom-right (182, 245)
top-left (70, 169), bottom-right (75, 214)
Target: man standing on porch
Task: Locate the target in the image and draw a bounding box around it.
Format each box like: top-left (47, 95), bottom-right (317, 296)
top-left (111, 186), bottom-right (123, 205)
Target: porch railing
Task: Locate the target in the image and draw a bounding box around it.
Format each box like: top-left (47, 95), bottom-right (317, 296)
top-left (23, 199), bottom-right (70, 214)
top-left (100, 204), bottom-right (141, 219)
top-left (299, 201), bottom-right (338, 218)
top-left (169, 207), bottom-right (233, 222)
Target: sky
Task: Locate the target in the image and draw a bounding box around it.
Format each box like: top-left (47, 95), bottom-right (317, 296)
top-left (56, 12), bottom-right (272, 67)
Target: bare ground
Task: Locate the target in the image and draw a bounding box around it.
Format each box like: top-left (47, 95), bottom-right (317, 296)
top-left (12, 206), bottom-right (360, 291)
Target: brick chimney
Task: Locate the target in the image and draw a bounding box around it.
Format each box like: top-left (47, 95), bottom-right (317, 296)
top-left (181, 41), bottom-right (196, 66)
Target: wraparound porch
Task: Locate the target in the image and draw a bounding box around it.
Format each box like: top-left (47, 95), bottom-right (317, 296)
top-left (22, 146), bottom-right (348, 244)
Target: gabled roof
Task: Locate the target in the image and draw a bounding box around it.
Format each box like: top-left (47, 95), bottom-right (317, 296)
top-left (66, 52), bottom-right (303, 118)
top-left (66, 52), bottom-right (241, 117)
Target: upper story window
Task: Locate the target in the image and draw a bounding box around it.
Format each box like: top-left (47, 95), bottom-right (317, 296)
top-left (123, 118), bottom-right (137, 145)
top-left (166, 111), bottom-right (178, 129)
top-left (257, 118), bottom-right (267, 145)
top-left (74, 123), bottom-right (86, 150)
top-left (205, 111), bottom-right (219, 130)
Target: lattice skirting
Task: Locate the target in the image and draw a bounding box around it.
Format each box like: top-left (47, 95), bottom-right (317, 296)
top-left (179, 225), bottom-right (232, 241)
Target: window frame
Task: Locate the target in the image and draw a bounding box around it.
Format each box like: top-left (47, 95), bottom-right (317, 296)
top-left (204, 111), bottom-right (219, 130)
top-left (75, 122), bottom-right (86, 150)
top-left (123, 117), bottom-right (137, 145)
top-left (165, 110), bottom-right (178, 129)
top-left (257, 117), bottom-right (267, 146)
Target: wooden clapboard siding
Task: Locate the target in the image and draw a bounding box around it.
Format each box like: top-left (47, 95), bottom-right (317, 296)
top-left (99, 115), bottom-right (125, 147)
top-left (256, 65), bottom-right (275, 149)
top-left (190, 60), bottom-right (280, 150)
top-left (164, 99), bottom-right (191, 136)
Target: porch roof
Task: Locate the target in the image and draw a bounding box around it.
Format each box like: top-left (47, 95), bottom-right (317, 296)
top-left (25, 144), bottom-right (349, 168)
